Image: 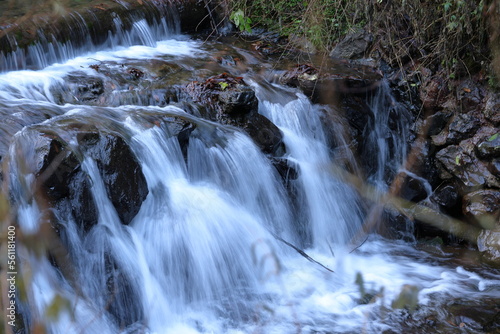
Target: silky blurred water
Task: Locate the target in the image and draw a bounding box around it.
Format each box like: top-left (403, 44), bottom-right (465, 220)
top-left (2, 16), bottom-right (499, 334)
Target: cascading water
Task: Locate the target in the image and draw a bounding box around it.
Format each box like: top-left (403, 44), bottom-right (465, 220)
top-left (251, 81), bottom-right (365, 250)
top-left (1, 12), bottom-right (499, 334)
top-left (0, 1), bottom-right (180, 72)
top-left (363, 80), bottom-right (411, 190)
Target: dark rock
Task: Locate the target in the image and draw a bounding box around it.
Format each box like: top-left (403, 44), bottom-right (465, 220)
top-left (431, 184), bottom-right (460, 211)
top-left (80, 133), bottom-right (148, 225)
top-left (280, 62), bottom-right (382, 103)
top-left (36, 134), bottom-right (98, 232)
top-left (104, 253), bottom-right (143, 328)
top-left (34, 127), bottom-right (149, 230)
top-left (483, 92), bottom-right (500, 125)
top-left (271, 157), bottom-right (299, 182)
top-left (329, 29), bottom-right (373, 59)
top-left (476, 134), bottom-right (500, 158)
top-left (417, 111), bottom-right (453, 137)
top-left (395, 172), bottom-right (429, 203)
top-left (404, 139), bottom-right (441, 188)
top-left (463, 189), bottom-right (500, 227)
top-left (488, 159), bottom-right (500, 176)
top-left (171, 118), bottom-right (197, 160)
top-left (435, 144), bottom-right (500, 189)
top-left (430, 129), bottom-right (449, 147)
top-left (241, 113), bottom-right (285, 155)
top-left (184, 73), bottom-right (284, 156)
top-left (50, 75), bottom-right (101, 104)
top-left (68, 171), bottom-right (96, 231)
top-left (280, 64), bottom-right (319, 91)
top-left (382, 207), bottom-right (415, 242)
top-left (342, 94), bottom-right (372, 146)
top-left (185, 73), bottom-right (257, 118)
top-left (447, 113), bottom-right (480, 143)
top-left (457, 80), bottom-right (483, 111)
top-left (176, 0), bottom-right (213, 33)
top-left (139, 114), bottom-right (197, 161)
top-left (218, 88), bottom-right (258, 116)
top-left (477, 229), bottom-right (500, 261)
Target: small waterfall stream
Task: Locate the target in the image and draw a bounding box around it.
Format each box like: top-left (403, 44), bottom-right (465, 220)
top-left (1, 11), bottom-right (499, 334)
top-left (252, 82), bottom-right (364, 250)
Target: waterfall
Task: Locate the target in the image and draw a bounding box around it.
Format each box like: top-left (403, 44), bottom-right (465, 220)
top-left (1, 18), bottom-right (499, 334)
top-left (364, 80), bottom-right (411, 189)
top-left (0, 3), bottom-right (179, 73)
top-left (252, 81), bottom-right (364, 250)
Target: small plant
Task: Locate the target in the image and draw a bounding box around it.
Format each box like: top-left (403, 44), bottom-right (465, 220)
top-left (219, 82), bottom-right (229, 90)
top-left (230, 9), bottom-right (252, 33)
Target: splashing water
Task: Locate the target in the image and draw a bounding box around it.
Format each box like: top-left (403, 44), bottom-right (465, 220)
top-left (1, 17), bottom-right (499, 334)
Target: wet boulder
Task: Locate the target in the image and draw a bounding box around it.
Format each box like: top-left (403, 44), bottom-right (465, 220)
top-left (435, 144), bottom-right (500, 189)
top-left (477, 229), bottom-right (500, 261)
top-left (395, 172), bottom-right (430, 203)
top-left (416, 111), bottom-right (453, 137)
top-left (137, 113), bottom-right (197, 161)
top-left (53, 74), bottom-right (105, 104)
top-left (79, 132), bottom-right (148, 225)
top-left (476, 133), bottom-right (500, 158)
top-left (185, 73), bottom-right (258, 119)
top-left (184, 73), bottom-right (284, 156)
top-left (34, 133), bottom-right (98, 233)
top-left (488, 159), bottom-right (500, 177)
top-left (446, 113), bottom-right (481, 143)
top-left (32, 126), bottom-right (148, 231)
top-left (436, 126), bottom-right (500, 193)
top-left (463, 189), bottom-right (500, 228)
top-left (430, 184), bottom-right (460, 213)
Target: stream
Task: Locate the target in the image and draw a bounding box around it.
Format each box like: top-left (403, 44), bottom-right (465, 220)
top-left (1, 6), bottom-right (500, 334)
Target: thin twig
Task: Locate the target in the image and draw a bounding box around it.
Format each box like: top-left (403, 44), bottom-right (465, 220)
top-left (272, 233), bottom-right (334, 273)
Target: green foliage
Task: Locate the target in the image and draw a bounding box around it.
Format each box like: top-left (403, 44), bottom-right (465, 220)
top-left (226, 0), bottom-right (489, 78)
top-left (226, 0), bottom-right (366, 50)
top-left (230, 9), bottom-right (252, 33)
top-left (488, 133), bottom-right (499, 141)
top-left (219, 82), bottom-right (229, 90)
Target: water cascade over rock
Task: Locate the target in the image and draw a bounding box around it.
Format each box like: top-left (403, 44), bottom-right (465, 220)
top-left (1, 3), bottom-right (499, 334)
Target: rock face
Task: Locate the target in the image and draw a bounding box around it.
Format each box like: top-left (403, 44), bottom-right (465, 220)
top-left (398, 68), bottom-right (500, 259)
top-left (35, 128), bottom-right (148, 232)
